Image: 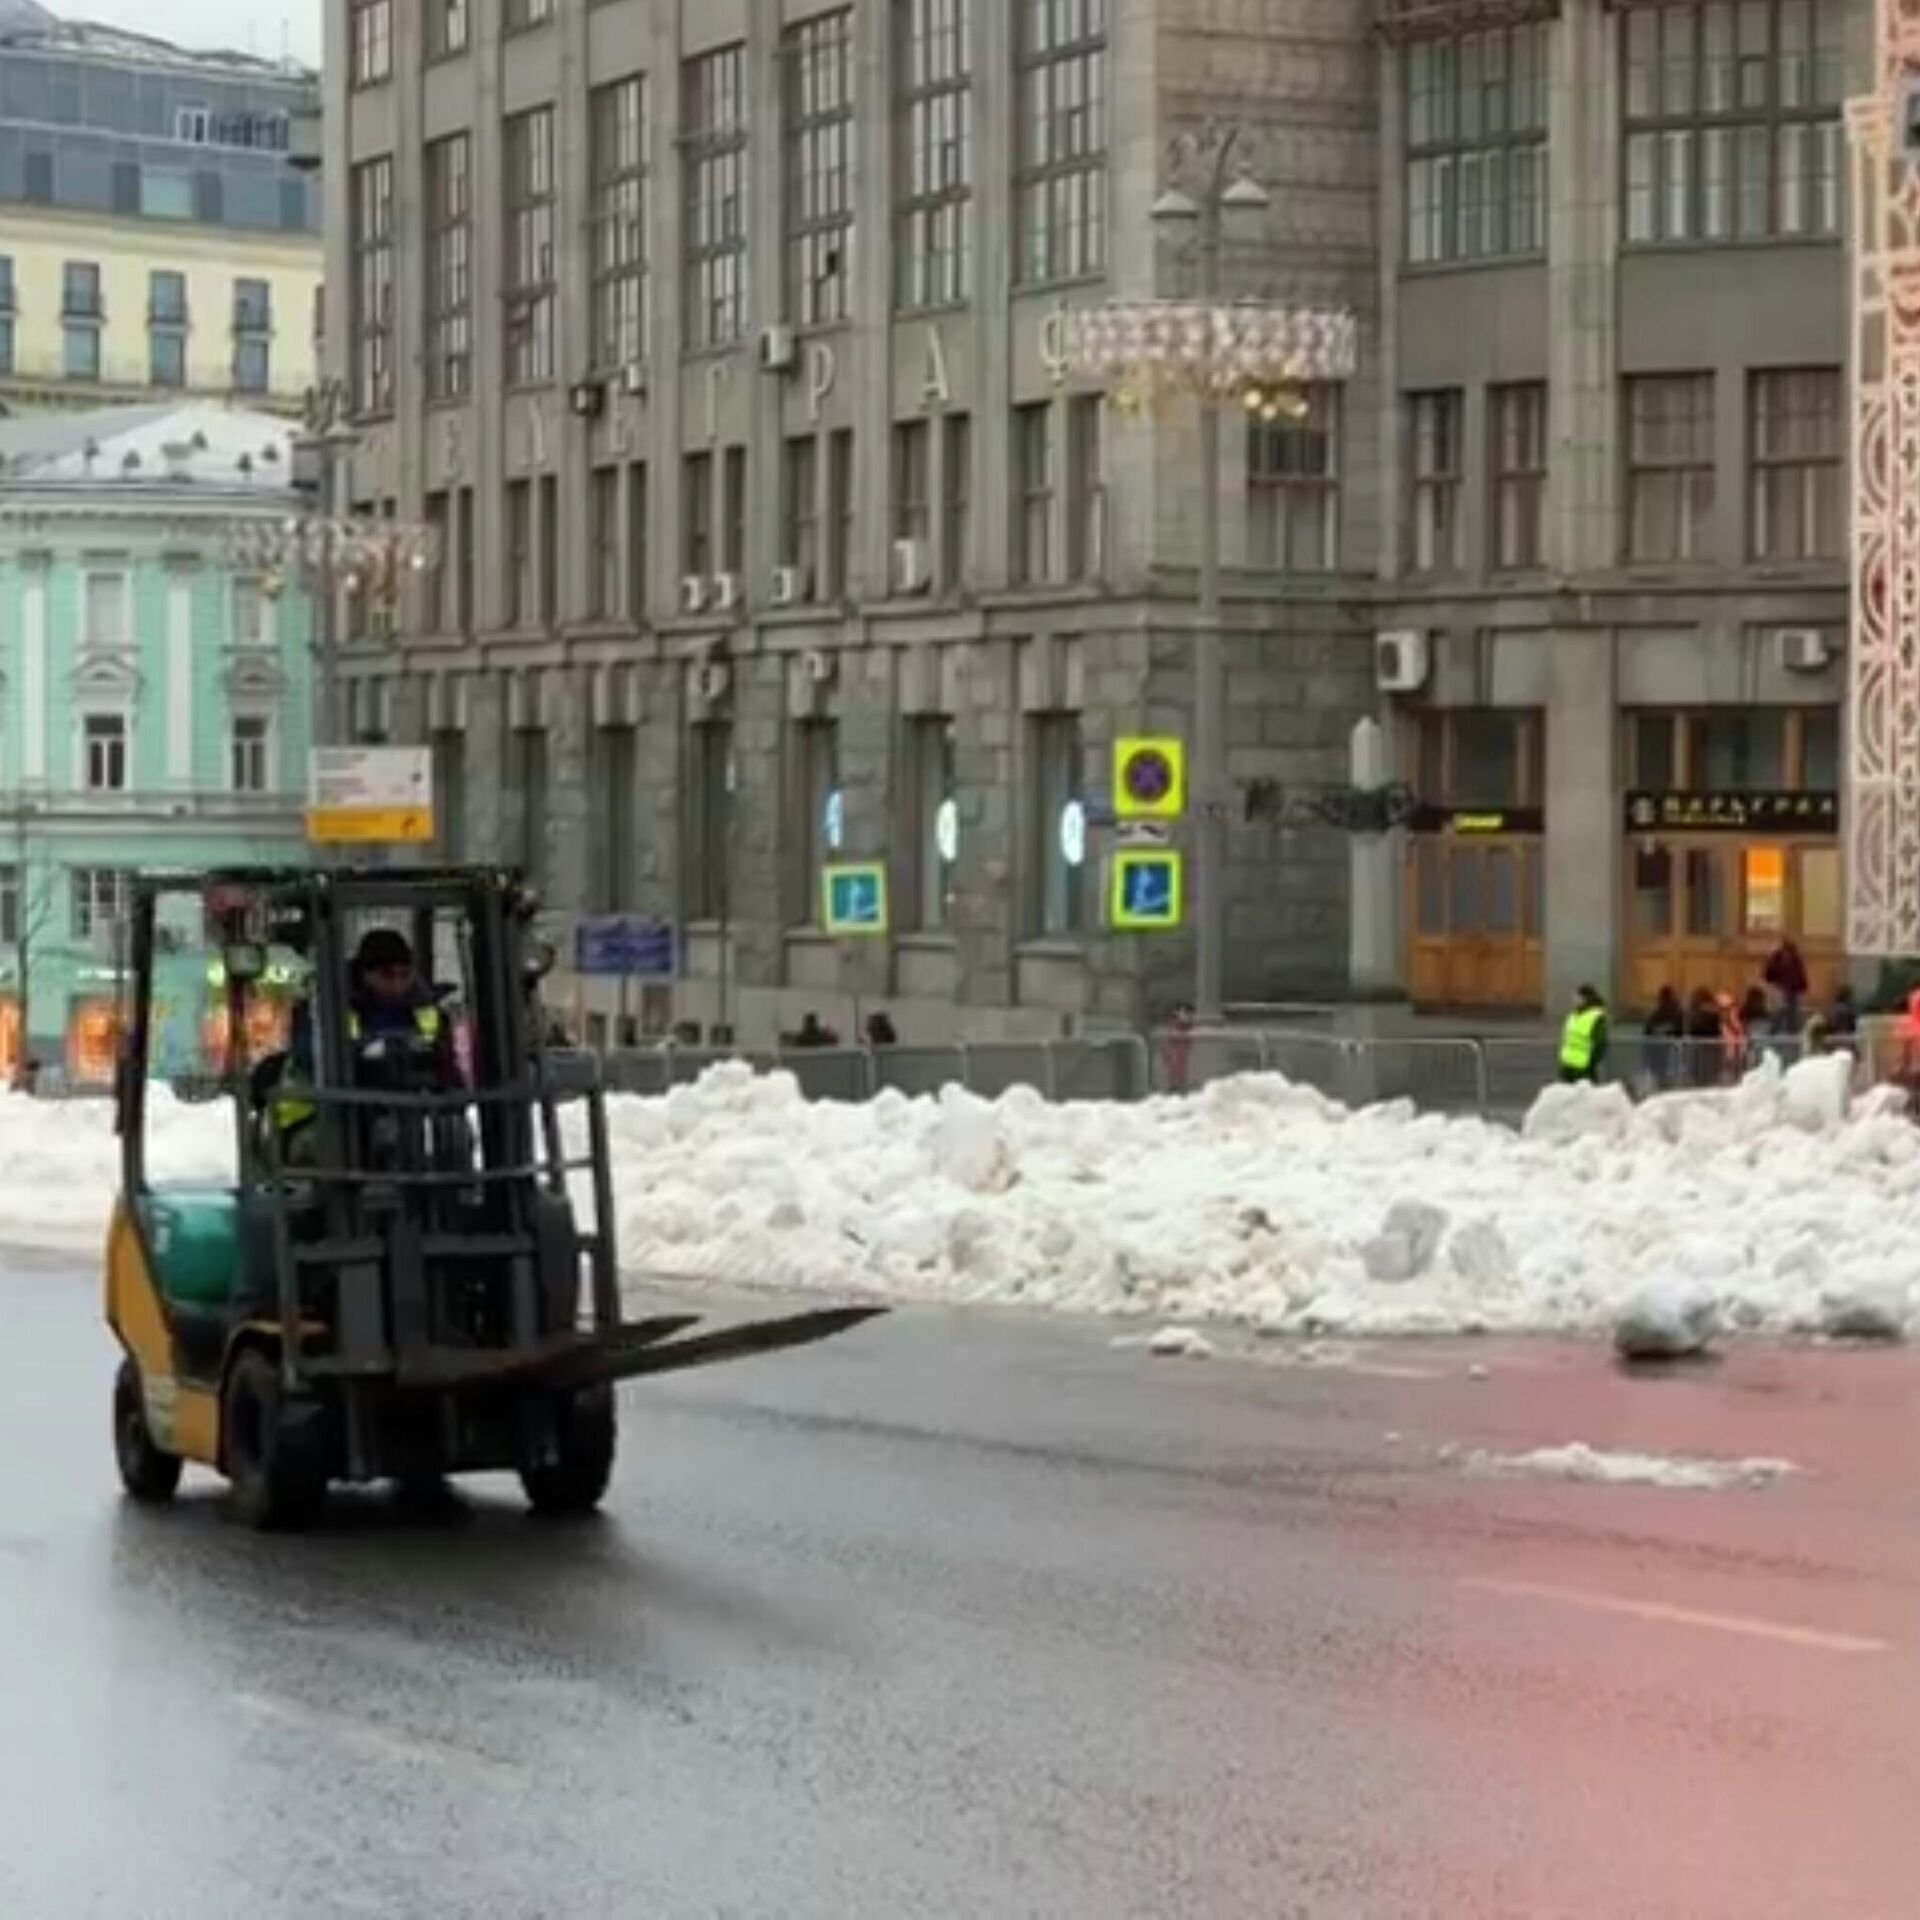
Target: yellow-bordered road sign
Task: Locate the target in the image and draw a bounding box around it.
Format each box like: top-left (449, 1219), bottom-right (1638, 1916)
top-left (822, 863), bottom-right (890, 935)
top-left (1113, 737), bottom-right (1186, 821)
top-left (1109, 849), bottom-right (1184, 931)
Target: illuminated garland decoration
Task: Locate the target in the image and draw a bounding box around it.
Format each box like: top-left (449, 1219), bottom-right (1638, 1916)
top-left (1060, 302), bottom-right (1358, 414)
top-left (224, 512), bottom-right (438, 606)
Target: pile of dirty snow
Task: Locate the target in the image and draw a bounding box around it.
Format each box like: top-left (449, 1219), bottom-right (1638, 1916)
top-left (5, 1051), bottom-right (1917, 1344)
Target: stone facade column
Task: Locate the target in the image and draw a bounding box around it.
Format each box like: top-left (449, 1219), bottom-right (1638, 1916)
top-left (1545, 626), bottom-right (1619, 1008)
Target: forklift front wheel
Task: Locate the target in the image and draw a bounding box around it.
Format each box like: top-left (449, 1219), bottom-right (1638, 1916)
top-left (223, 1348), bottom-right (328, 1532)
top-left (114, 1358), bottom-right (182, 1505)
top-left (521, 1386), bottom-right (618, 1518)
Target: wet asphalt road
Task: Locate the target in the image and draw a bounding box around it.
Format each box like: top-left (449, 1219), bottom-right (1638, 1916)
top-left (4, 1261), bottom-right (1920, 1920)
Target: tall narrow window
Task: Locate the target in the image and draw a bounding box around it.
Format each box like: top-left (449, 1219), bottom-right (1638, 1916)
top-left (1750, 367), bottom-right (1842, 560)
top-left (1248, 387), bottom-right (1338, 573)
top-left (349, 0), bottom-right (392, 86)
top-left (687, 723), bottom-right (733, 921)
top-left (685, 46), bottom-right (749, 350)
top-left (0, 256), bottom-right (16, 376)
top-left (512, 727), bottom-right (550, 890)
top-left (721, 447), bottom-right (747, 576)
top-left (897, 0), bottom-right (973, 308)
top-left (83, 571), bottom-right (130, 651)
top-left (683, 452), bottom-right (714, 579)
top-left (423, 490), bottom-right (451, 631)
top-left (505, 479), bottom-right (533, 626)
top-left (1016, 0), bottom-right (1108, 283)
top-left (1066, 395), bottom-right (1106, 580)
top-left (426, 0), bottom-right (468, 59)
top-left (828, 429), bottom-right (856, 596)
top-left (434, 729), bottom-right (468, 863)
top-left (453, 485), bottom-right (476, 633)
top-left (148, 269), bottom-right (187, 389)
top-left (231, 576), bottom-right (267, 649)
top-left (942, 412), bottom-right (971, 588)
top-left (591, 467), bottom-right (621, 618)
top-left (910, 714), bottom-right (958, 930)
top-left (424, 133), bottom-right (472, 401)
top-left (83, 714), bottom-right (128, 793)
top-left (504, 107), bottom-right (556, 384)
top-left (894, 421), bottom-right (931, 546)
top-left (1489, 381), bottom-right (1547, 571)
top-left (790, 721), bottom-right (841, 924)
top-left (1408, 389), bottom-right (1465, 574)
top-left (785, 12), bottom-right (856, 327)
top-left (1014, 402), bottom-right (1054, 584)
top-left (537, 474), bottom-right (559, 624)
top-left (785, 435), bottom-right (820, 577)
top-left (231, 278), bottom-right (271, 395)
top-left (1031, 711), bottom-right (1086, 936)
top-left (1626, 372), bottom-right (1716, 562)
top-left (626, 461), bottom-right (650, 619)
top-left (229, 715), bottom-right (270, 794)
top-left (589, 725), bottom-right (638, 913)
top-left (505, 0), bottom-right (554, 29)
top-left (349, 155), bottom-right (394, 414)
top-left (63, 261), bottom-right (101, 381)
top-left (590, 77), bottom-right (647, 371)
top-left (1405, 24), bottom-right (1550, 263)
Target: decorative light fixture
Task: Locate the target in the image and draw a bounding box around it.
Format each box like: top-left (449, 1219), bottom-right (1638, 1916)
top-left (1060, 301), bottom-right (1357, 415)
top-left (224, 509), bottom-right (438, 608)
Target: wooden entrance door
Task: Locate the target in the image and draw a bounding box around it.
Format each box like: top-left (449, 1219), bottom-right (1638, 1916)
top-left (1408, 836), bottom-right (1545, 1010)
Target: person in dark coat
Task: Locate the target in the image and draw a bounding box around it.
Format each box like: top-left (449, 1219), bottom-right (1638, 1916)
top-left (1763, 937), bottom-right (1810, 1036)
top-left (1641, 985), bottom-right (1685, 1092)
top-left (864, 1010), bottom-right (898, 1047)
top-left (1684, 988), bottom-right (1722, 1088)
top-left (1827, 982), bottom-right (1860, 1043)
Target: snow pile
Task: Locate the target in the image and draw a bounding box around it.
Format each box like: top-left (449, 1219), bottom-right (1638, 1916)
top-left (1465, 1443), bottom-right (1801, 1492)
top-left (5, 1050), bottom-right (1920, 1344)
top-left (1612, 1278), bottom-right (1720, 1360)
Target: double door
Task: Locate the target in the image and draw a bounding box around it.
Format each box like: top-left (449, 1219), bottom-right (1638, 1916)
top-left (1408, 836), bottom-right (1545, 1010)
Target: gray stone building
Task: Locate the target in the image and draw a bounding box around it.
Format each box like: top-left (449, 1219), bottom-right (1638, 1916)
top-left (323, 0), bottom-right (1866, 1044)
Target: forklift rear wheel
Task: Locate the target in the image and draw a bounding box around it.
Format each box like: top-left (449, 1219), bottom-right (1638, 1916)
top-left (223, 1349), bottom-right (328, 1532)
top-left (521, 1385), bottom-right (617, 1517)
top-left (114, 1358), bottom-right (182, 1504)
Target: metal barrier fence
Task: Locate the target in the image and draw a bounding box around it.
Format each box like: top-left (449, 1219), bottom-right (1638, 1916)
top-left (597, 1034), bottom-right (1153, 1106)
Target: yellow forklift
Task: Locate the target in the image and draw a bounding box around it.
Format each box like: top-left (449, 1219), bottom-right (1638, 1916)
top-left (107, 865), bottom-right (880, 1528)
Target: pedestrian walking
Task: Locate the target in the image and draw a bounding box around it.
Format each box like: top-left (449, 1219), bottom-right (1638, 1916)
top-left (1641, 985), bottom-right (1685, 1092)
top-left (1685, 988), bottom-right (1722, 1087)
top-left (1764, 936), bottom-right (1810, 1036)
top-left (1558, 984), bottom-right (1609, 1085)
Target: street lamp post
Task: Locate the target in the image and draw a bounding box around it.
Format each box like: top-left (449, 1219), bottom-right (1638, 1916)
top-left (1066, 131), bottom-right (1354, 1024)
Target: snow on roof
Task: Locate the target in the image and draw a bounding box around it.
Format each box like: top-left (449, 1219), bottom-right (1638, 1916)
top-left (0, 400), bottom-right (300, 494)
top-left (0, 2), bottom-right (313, 81)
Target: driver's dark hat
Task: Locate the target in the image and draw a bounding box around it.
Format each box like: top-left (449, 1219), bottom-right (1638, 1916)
top-left (355, 928), bottom-right (415, 973)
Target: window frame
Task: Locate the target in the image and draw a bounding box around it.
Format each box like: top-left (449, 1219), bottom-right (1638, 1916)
top-left (1407, 388), bottom-right (1466, 575)
top-left (1247, 386), bottom-right (1340, 574)
top-left (503, 107), bottom-right (557, 387)
top-left (1013, 401), bottom-right (1054, 585)
top-left (896, 0), bottom-right (974, 311)
top-left (424, 132), bottom-right (473, 402)
top-left (1624, 371), bottom-right (1718, 563)
top-left (684, 45), bottom-right (750, 352)
top-left (349, 154), bottom-right (395, 417)
top-left (785, 12), bottom-right (857, 329)
top-left (228, 713), bottom-right (272, 795)
top-left (1489, 380), bottom-right (1548, 572)
top-left (82, 712), bottom-right (129, 794)
top-left (1748, 365), bottom-right (1842, 562)
top-left (589, 77), bottom-right (648, 374)
top-left (348, 0), bottom-right (392, 88)
top-left (1015, 0), bottom-right (1109, 287)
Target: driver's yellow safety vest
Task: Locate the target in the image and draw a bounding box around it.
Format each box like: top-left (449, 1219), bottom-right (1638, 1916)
top-left (1558, 1006), bottom-right (1604, 1073)
top-left (273, 1004), bottom-right (444, 1134)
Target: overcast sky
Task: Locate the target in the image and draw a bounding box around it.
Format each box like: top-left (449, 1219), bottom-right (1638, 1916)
top-left (68, 0), bottom-right (320, 66)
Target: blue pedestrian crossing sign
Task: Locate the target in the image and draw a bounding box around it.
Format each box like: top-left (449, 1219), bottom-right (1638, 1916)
top-left (822, 862), bottom-right (890, 936)
top-left (1110, 849), bottom-right (1184, 932)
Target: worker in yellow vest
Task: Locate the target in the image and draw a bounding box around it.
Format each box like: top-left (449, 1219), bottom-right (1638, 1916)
top-left (1558, 984), bottom-right (1610, 1086)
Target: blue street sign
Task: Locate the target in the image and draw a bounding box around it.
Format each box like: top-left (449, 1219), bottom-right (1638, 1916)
top-left (575, 915), bottom-right (677, 979)
top-left (1110, 849), bottom-right (1184, 932)
top-left (822, 862), bottom-right (889, 936)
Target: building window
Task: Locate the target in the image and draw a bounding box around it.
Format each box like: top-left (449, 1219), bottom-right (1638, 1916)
top-left (1750, 367), bottom-right (1842, 560)
top-left (229, 715), bottom-right (270, 793)
top-left (685, 45), bottom-right (749, 351)
top-left (0, 866), bottom-right (17, 946)
top-left (1626, 372), bottom-right (1716, 562)
top-left (231, 279), bottom-right (271, 394)
top-left (505, 479), bottom-right (533, 626)
top-left (897, 0), bottom-right (973, 309)
top-left (149, 268), bottom-right (187, 388)
top-left (1405, 23), bottom-right (1549, 264)
top-left (512, 727), bottom-right (549, 890)
top-left (942, 411), bottom-right (971, 588)
top-left (72, 869), bottom-right (132, 943)
top-left (505, 0), bottom-right (554, 31)
top-left (1247, 388), bottom-right (1338, 573)
top-left (828, 428), bottom-right (856, 596)
top-left (591, 467), bottom-right (621, 619)
top-left (589, 725), bottom-right (638, 914)
top-left (687, 723), bottom-right (733, 921)
top-left (63, 260), bottom-right (101, 380)
top-left (434, 729), bottom-right (468, 863)
top-left (453, 485), bottom-right (476, 632)
top-left (1014, 402), bottom-right (1053, 584)
top-left (683, 452), bottom-right (713, 579)
top-left (1490, 381), bottom-right (1547, 570)
top-left (790, 721), bottom-right (841, 924)
top-left (1016, 0), bottom-right (1108, 284)
top-left (590, 78), bottom-right (648, 372)
top-left (83, 571), bottom-right (130, 650)
top-left (504, 108), bottom-right (556, 384)
top-left (1065, 395), bottom-right (1106, 580)
top-left (626, 461), bottom-right (649, 620)
top-left (0, 256), bottom-right (14, 377)
top-left (721, 447), bottom-right (747, 577)
top-left (537, 475), bottom-right (559, 624)
top-left (350, 155), bottom-right (394, 414)
top-left (785, 435), bottom-right (820, 579)
top-left (894, 420), bottom-right (931, 546)
top-left (785, 12), bottom-right (856, 328)
top-left (1416, 709), bottom-right (1545, 808)
top-left (231, 576), bottom-right (267, 648)
top-left (83, 714), bottom-right (128, 792)
top-left (424, 133), bottom-right (472, 401)
top-left (1408, 390), bottom-right (1464, 574)
top-left (1623, 1), bottom-right (1845, 245)
top-left (421, 491), bottom-right (451, 631)
top-left (349, 0), bottom-right (391, 86)
top-left (426, 0), bottom-right (468, 59)
top-left (910, 714), bottom-right (958, 931)
top-left (1031, 711), bottom-right (1086, 936)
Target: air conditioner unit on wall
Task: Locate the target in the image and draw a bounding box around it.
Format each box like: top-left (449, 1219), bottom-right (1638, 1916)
top-left (1374, 628), bottom-right (1430, 694)
top-left (759, 325), bottom-right (797, 373)
top-left (1776, 627), bottom-right (1834, 674)
top-left (892, 537), bottom-right (931, 595)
